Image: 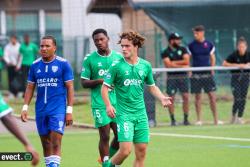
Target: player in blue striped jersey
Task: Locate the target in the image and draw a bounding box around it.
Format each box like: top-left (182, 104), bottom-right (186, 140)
top-left (21, 35), bottom-right (74, 167)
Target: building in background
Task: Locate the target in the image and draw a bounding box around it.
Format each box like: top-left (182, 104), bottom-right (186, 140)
top-left (0, 0), bottom-right (122, 90)
top-left (0, 0), bottom-right (62, 54)
top-left (87, 0), bottom-right (166, 67)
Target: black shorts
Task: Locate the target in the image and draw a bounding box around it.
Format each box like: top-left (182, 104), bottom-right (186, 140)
top-left (166, 76), bottom-right (189, 96)
top-left (191, 73), bottom-right (216, 94)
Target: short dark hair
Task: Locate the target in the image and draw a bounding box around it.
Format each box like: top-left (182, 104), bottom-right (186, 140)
top-left (192, 25), bottom-right (205, 32)
top-left (42, 35), bottom-right (57, 46)
top-left (237, 36), bottom-right (247, 45)
top-left (92, 28), bottom-right (108, 39)
top-left (10, 34), bottom-right (17, 39)
top-left (24, 34), bottom-right (29, 38)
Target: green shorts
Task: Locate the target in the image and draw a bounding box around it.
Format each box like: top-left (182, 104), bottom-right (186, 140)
top-left (116, 114), bottom-right (149, 143)
top-left (92, 108), bottom-right (117, 128)
top-left (0, 94), bottom-right (12, 118)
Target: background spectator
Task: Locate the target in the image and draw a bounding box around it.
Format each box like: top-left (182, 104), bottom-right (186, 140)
top-left (188, 25), bottom-right (222, 125)
top-left (3, 35), bottom-right (21, 98)
top-left (223, 37), bottom-right (250, 124)
top-left (161, 33), bottom-right (190, 126)
top-left (19, 34), bottom-right (39, 95)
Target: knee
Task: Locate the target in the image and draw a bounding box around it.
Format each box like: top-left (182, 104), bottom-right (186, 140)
top-left (42, 139), bottom-right (52, 150)
top-left (119, 147), bottom-right (132, 158)
top-left (135, 147), bottom-right (147, 160)
top-left (51, 140), bottom-right (61, 151)
top-left (100, 133), bottom-right (110, 143)
top-left (195, 94), bottom-right (201, 101)
top-left (183, 94), bottom-right (189, 102)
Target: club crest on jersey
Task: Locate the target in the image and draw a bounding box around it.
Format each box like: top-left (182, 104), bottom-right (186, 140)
top-left (125, 71), bottom-right (129, 75)
top-left (106, 73), bottom-right (111, 79)
top-left (139, 70), bottom-right (144, 76)
top-left (52, 66), bottom-right (58, 73)
top-left (98, 62), bottom-right (102, 67)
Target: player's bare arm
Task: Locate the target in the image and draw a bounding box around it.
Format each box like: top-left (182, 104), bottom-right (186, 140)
top-left (101, 84), bottom-right (116, 118)
top-left (81, 78), bottom-right (103, 88)
top-left (210, 53), bottom-right (216, 74)
top-left (163, 53), bottom-right (190, 68)
top-left (65, 80), bottom-right (74, 126)
top-left (223, 60), bottom-right (249, 69)
top-left (148, 85), bottom-right (172, 107)
top-left (21, 83), bottom-right (36, 122)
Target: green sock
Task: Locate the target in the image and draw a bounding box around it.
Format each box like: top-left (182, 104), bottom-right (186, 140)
top-left (102, 160), bottom-right (115, 167)
top-left (109, 147), bottom-right (118, 158)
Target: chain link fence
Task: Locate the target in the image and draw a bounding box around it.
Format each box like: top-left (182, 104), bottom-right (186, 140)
top-left (145, 67), bottom-right (250, 126)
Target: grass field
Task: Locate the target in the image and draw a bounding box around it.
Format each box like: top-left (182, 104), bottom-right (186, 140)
top-left (7, 94), bottom-right (250, 125)
top-left (1, 125), bottom-right (250, 167)
top-left (1, 96), bottom-right (250, 166)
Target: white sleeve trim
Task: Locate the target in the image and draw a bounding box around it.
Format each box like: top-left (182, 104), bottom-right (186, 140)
top-left (103, 82), bottom-right (112, 88)
top-left (27, 80), bottom-right (35, 84)
top-left (187, 47), bottom-right (192, 55)
top-left (146, 83), bottom-right (155, 87)
top-left (64, 79), bottom-right (74, 82)
top-left (210, 46), bottom-right (215, 55)
top-left (81, 76), bottom-right (90, 80)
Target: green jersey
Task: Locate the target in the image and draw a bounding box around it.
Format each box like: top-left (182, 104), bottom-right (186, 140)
top-left (81, 50), bottom-right (122, 108)
top-left (0, 93), bottom-right (12, 118)
top-left (19, 42), bottom-right (39, 66)
top-left (0, 47), bottom-right (3, 69)
top-left (104, 57), bottom-right (155, 116)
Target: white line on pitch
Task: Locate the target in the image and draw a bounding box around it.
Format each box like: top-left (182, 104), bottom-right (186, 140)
top-left (150, 132), bottom-right (250, 142)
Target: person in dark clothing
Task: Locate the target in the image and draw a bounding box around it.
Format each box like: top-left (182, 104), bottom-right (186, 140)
top-left (223, 37), bottom-right (250, 124)
top-left (188, 25), bottom-right (223, 125)
top-left (161, 33), bottom-right (190, 126)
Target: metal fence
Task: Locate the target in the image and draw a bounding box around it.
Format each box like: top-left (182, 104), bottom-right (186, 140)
top-left (145, 66), bottom-right (250, 127)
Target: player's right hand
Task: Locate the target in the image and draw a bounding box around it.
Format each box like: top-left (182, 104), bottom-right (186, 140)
top-left (25, 145), bottom-right (40, 166)
top-left (21, 111), bottom-right (28, 122)
top-left (106, 105), bottom-right (116, 118)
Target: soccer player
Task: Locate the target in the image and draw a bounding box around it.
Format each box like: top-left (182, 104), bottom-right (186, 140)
top-left (161, 33), bottom-right (190, 126)
top-left (21, 35), bottom-right (74, 167)
top-left (188, 25), bottom-right (222, 125)
top-left (81, 29), bottom-right (121, 163)
top-left (101, 31), bottom-right (172, 167)
top-left (223, 37), bottom-right (250, 124)
top-left (0, 93), bottom-right (39, 166)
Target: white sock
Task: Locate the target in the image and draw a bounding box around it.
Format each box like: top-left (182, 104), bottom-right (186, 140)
top-left (44, 156), bottom-right (50, 166)
top-left (50, 155), bottom-right (61, 165)
top-left (103, 156), bottom-right (109, 162)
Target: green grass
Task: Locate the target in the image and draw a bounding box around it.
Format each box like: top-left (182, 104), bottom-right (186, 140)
top-left (3, 93), bottom-right (250, 166)
top-left (1, 125), bottom-right (250, 167)
top-left (8, 94), bottom-right (250, 125)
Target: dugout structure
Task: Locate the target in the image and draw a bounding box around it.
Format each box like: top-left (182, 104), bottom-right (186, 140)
top-left (131, 0), bottom-right (250, 65)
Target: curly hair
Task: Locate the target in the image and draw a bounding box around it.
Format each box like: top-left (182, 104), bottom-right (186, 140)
top-left (118, 30), bottom-right (146, 48)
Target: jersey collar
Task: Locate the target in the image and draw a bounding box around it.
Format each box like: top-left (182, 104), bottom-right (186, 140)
top-left (123, 57), bottom-right (140, 66)
top-left (42, 55), bottom-right (56, 63)
top-left (96, 50), bottom-right (112, 57)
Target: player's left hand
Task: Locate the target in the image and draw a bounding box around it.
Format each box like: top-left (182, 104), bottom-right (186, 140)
top-left (65, 113), bottom-right (73, 126)
top-left (161, 96), bottom-right (172, 107)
